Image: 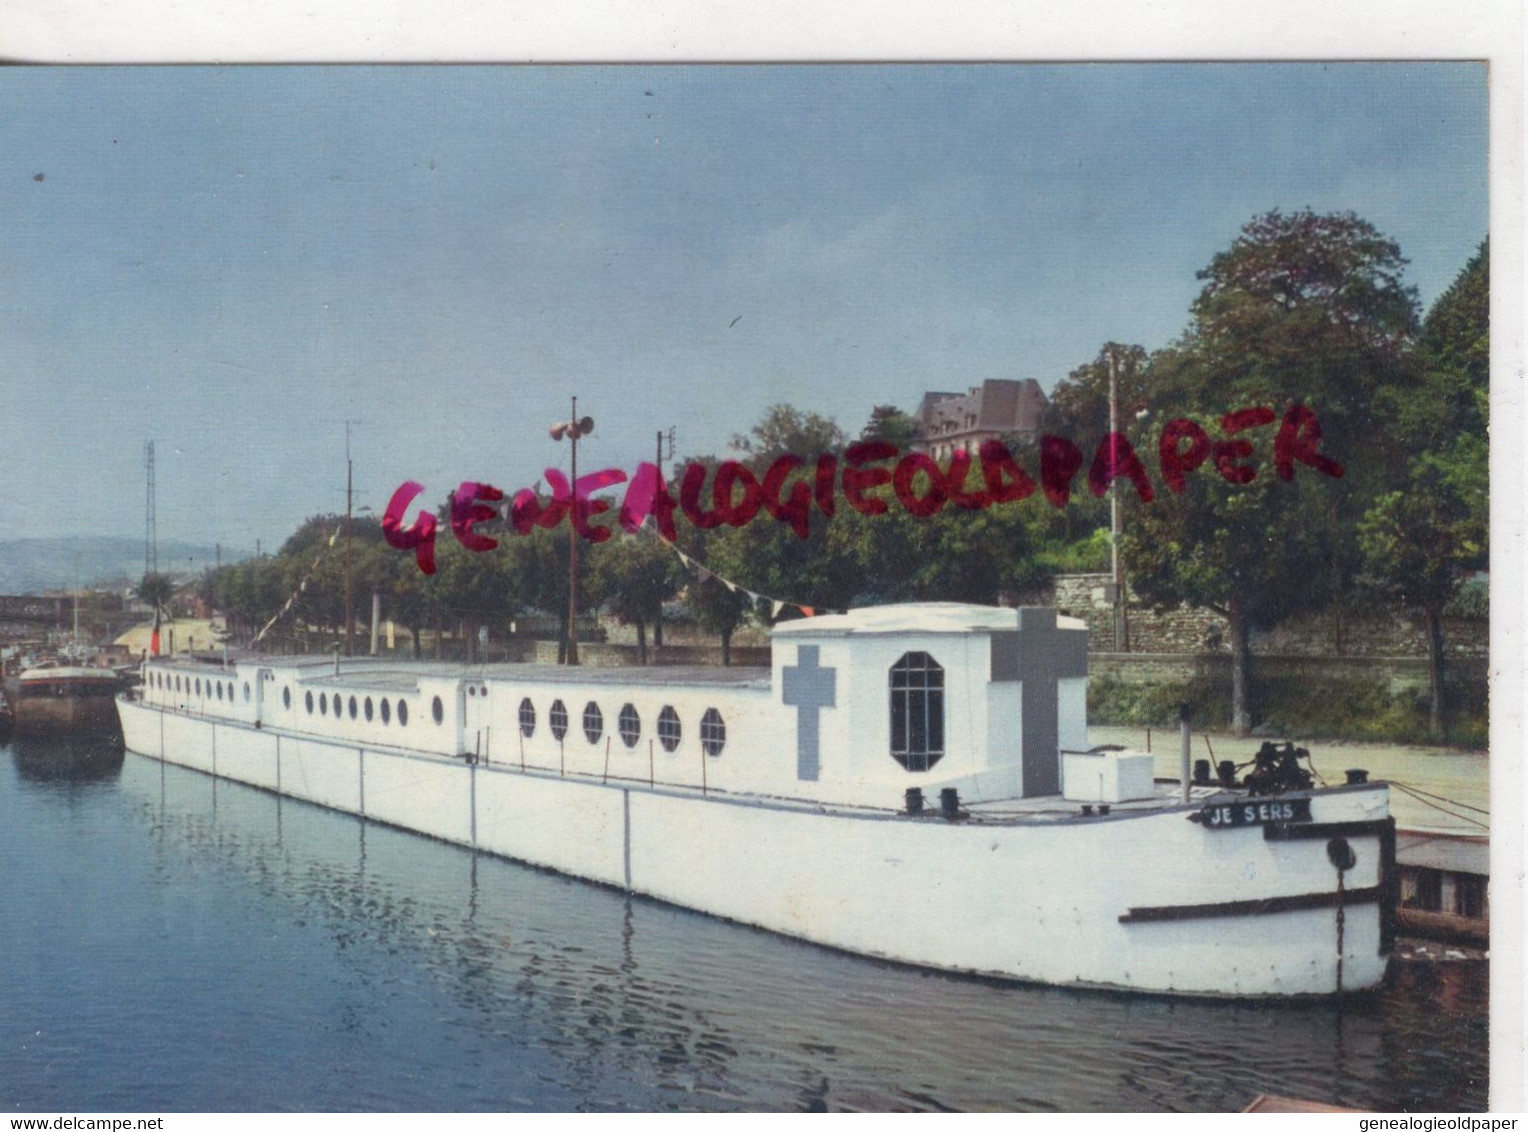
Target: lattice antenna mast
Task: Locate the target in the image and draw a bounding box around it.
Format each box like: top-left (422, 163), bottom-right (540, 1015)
top-left (144, 440), bottom-right (158, 577)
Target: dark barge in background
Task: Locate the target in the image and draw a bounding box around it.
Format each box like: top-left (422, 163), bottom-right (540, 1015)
top-left (6, 664), bottom-right (124, 739)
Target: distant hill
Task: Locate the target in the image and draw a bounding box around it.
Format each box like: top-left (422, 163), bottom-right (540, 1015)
top-left (0, 537), bottom-right (251, 595)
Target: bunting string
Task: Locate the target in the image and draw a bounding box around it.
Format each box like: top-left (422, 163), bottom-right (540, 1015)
top-left (251, 526), bottom-right (343, 647)
top-left (636, 518), bottom-right (841, 621)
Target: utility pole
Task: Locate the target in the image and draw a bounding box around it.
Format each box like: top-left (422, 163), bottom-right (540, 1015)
top-left (653, 426), bottom-right (674, 648)
top-left (568, 398), bottom-right (579, 666)
top-left (655, 426), bottom-right (674, 479)
top-left (1109, 349), bottom-right (1122, 653)
top-left (344, 422), bottom-right (355, 658)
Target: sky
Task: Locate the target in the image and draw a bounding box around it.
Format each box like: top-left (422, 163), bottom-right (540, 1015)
top-left (0, 63), bottom-right (1489, 554)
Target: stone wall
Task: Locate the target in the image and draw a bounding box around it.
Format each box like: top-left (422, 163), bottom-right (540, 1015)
top-left (1045, 573), bottom-right (1488, 660)
top-left (1090, 651), bottom-right (1489, 699)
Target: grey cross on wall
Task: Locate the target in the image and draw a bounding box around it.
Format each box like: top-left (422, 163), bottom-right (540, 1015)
top-left (989, 608), bottom-right (1089, 797)
top-left (782, 644), bottom-right (836, 781)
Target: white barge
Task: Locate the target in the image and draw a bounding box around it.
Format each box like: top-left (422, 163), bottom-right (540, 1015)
top-left (117, 603), bottom-right (1394, 997)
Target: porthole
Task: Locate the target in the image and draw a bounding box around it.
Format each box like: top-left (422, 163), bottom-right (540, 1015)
top-left (349, 695), bottom-right (358, 720)
top-left (380, 698), bottom-right (391, 725)
top-left (398, 700), bottom-right (408, 727)
top-left (216, 682), bottom-right (223, 701)
top-left (519, 697), bottom-right (536, 738)
top-left (432, 695), bottom-right (443, 724)
top-left (700, 708), bottom-right (726, 757)
top-left (549, 700), bottom-right (569, 742)
top-left (468, 686), bottom-right (476, 697)
top-left (195, 678), bottom-right (202, 696)
top-left (657, 706), bottom-right (681, 753)
top-left (583, 701), bottom-right (603, 744)
top-left (618, 704), bottom-right (641, 749)
top-left (227, 682), bottom-right (234, 700)
top-left (305, 690), bottom-right (314, 714)
top-left (283, 687), bottom-right (291, 710)
top-left (320, 693), bottom-right (328, 716)
top-left (243, 682), bottom-right (251, 702)
top-left (365, 696), bottom-right (374, 721)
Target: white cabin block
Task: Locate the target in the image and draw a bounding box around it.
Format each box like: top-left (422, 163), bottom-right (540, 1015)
top-left (1062, 748), bottom-right (1156, 803)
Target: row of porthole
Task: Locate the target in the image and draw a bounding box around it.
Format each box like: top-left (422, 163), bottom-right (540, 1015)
top-left (151, 671), bottom-right (250, 704)
top-left (278, 685), bottom-right (410, 727)
top-left (149, 672), bottom-right (720, 757)
top-left (508, 696), bottom-right (726, 757)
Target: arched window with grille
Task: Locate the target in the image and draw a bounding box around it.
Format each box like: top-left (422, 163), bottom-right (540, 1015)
top-left (889, 651), bottom-right (944, 772)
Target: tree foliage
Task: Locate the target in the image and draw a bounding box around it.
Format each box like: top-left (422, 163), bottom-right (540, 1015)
top-left (1357, 238), bottom-right (1488, 738)
top-left (1041, 342), bottom-right (1150, 445)
top-left (1125, 210), bottom-right (1421, 733)
top-left (137, 572), bottom-right (175, 612)
top-left (585, 534), bottom-right (677, 662)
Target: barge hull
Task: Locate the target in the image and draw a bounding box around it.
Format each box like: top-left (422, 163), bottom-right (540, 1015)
top-left (119, 695), bottom-right (1391, 998)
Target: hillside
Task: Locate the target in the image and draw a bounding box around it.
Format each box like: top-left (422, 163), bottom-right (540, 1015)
top-left (0, 537), bottom-right (250, 595)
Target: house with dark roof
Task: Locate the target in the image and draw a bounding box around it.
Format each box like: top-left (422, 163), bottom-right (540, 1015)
top-left (915, 378), bottom-right (1048, 460)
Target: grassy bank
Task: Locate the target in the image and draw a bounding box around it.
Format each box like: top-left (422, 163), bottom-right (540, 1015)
top-left (1087, 670), bottom-right (1487, 749)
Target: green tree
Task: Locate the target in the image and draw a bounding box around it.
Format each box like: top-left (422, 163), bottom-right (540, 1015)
top-left (729, 403), bottom-right (845, 461)
top-left (684, 573), bottom-right (754, 666)
top-left (433, 537), bottom-right (516, 662)
top-left (1125, 210), bottom-right (1419, 734)
top-left (137, 572), bottom-right (175, 613)
top-left (1041, 343), bottom-right (1150, 444)
top-left (586, 534), bottom-right (678, 663)
top-left (1359, 239), bottom-right (1488, 739)
top-left (859, 404), bottom-right (923, 448)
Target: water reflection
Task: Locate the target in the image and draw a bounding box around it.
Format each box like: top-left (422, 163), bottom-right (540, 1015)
top-left (109, 752), bottom-right (1487, 1112)
top-left (8, 730), bottom-right (125, 784)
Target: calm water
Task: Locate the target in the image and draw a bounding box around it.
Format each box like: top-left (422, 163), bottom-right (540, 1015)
top-left (0, 731), bottom-right (1488, 1113)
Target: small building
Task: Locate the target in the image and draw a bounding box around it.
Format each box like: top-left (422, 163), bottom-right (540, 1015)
top-left (1395, 832), bottom-right (1488, 944)
top-left (916, 378), bottom-right (1048, 461)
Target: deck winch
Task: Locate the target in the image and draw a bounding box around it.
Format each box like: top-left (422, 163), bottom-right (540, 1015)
top-left (1243, 741), bottom-right (1316, 796)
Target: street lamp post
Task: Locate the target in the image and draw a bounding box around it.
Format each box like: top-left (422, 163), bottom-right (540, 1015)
top-left (550, 398), bottom-right (595, 666)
